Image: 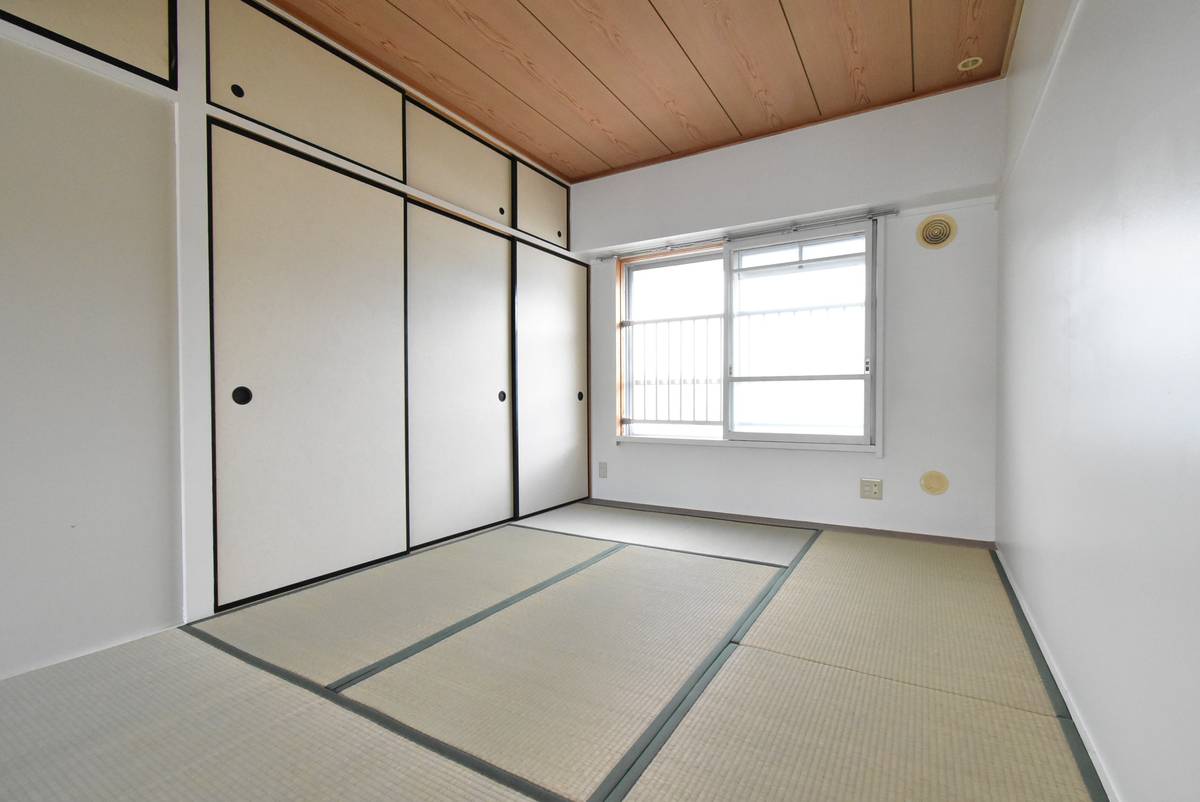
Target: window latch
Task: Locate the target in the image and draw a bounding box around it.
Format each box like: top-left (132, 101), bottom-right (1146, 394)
top-left (865, 358), bottom-right (871, 374)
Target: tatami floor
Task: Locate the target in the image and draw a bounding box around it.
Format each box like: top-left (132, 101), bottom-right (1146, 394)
top-left (0, 503), bottom-right (1104, 801)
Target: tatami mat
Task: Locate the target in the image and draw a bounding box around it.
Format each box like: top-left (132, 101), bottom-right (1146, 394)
top-left (519, 502), bottom-right (812, 566)
top-left (627, 645), bottom-right (1090, 802)
top-left (196, 525), bottom-right (613, 685)
top-left (742, 530), bottom-right (1054, 714)
top-left (0, 629), bottom-right (529, 801)
top-left (346, 547), bottom-right (778, 801)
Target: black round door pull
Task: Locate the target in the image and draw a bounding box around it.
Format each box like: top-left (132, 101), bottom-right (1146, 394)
top-left (232, 386), bottom-right (253, 405)
top-left (498, 207), bottom-right (505, 215)
top-left (498, 390), bottom-right (507, 402)
top-left (577, 391), bottom-right (584, 400)
top-left (230, 84), bottom-right (245, 98)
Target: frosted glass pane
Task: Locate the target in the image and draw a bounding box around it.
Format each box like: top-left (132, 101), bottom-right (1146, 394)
top-left (802, 234), bottom-right (865, 260)
top-left (734, 261), bottom-right (864, 313)
top-left (732, 261), bottom-right (866, 376)
top-left (629, 259), bottom-right (723, 320)
top-left (626, 422), bottom-right (721, 439)
top-left (731, 380), bottom-right (865, 437)
top-left (739, 243), bottom-right (799, 269)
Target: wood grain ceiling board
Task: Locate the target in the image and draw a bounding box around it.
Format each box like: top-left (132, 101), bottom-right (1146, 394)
top-left (384, 0), bottom-right (669, 168)
top-left (649, 0), bottom-right (820, 138)
top-left (271, 0), bottom-right (607, 179)
top-left (780, 0), bottom-right (914, 118)
top-left (517, 0), bottom-right (739, 153)
top-left (911, 0), bottom-right (1016, 93)
top-left (269, 0), bottom-right (1024, 182)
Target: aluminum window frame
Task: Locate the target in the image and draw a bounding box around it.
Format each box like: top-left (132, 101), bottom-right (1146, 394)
top-left (722, 220), bottom-right (879, 446)
top-left (619, 248), bottom-right (725, 439)
top-left (618, 218), bottom-right (883, 451)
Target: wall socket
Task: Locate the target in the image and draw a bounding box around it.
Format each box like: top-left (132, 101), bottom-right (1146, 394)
top-left (598, 461), bottom-right (608, 479)
top-left (859, 478), bottom-right (883, 500)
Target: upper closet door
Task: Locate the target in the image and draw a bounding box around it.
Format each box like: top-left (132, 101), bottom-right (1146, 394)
top-left (208, 0), bottom-right (405, 179)
top-left (407, 204), bottom-right (513, 546)
top-left (0, 0), bottom-right (172, 83)
top-left (210, 124), bottom-right (407, 607)
top-left (516, 162), bottom-right (569, 248)
top-left (405, 100), bottom-right (512, 227)
top-left (516, 244), bottom-right (589, 515)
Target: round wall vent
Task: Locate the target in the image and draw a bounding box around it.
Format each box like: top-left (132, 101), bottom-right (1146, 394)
top-left (917, 214), bottom-right (957, 249)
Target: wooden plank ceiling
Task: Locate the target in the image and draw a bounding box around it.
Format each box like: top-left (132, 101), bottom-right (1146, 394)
top-left (275, 0), bottom-right (1021, 182)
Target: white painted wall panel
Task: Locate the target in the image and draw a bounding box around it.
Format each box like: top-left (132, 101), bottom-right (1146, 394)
top-left (516, 244), bottom-right (588, 514)
top-left (209, 0), bottom-right (405, 178)
top-left (516, 162), bottom-right (568, 247)
top-left (571, 81), bottom-right (1006, 254)
top-left (0, 39), bottom-right (177, 679)
top-left (211, 126), bottom-right (407, 605)
top-left (0, 0), bottom-right (170, 79)
top-left (406, 100), bottom-right (512, 226)
top-left (997, 2), bottom-right (1200, 799)
top-left (589, 201), bottom-right (998, 541)
top-left (407, 205), bottom-right (513, 546)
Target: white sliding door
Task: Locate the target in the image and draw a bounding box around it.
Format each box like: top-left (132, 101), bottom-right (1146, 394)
top-left (407, 204), bottom-right (513, 546)
top-left (516, 244), bottom-right (588, 514)
top-left (211, 125), bottom-right (407, 606)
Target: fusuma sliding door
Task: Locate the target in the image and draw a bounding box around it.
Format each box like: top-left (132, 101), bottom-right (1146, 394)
top-left (516, 243), bottom-right (588, 515)
top-left (406, 203), bottom-right (514, 546)
top-left (210, 124), bottom-right (407, 606)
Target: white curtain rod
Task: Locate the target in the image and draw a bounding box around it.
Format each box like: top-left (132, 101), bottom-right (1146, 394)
top-left (610, 207), bottom-right (898, 262)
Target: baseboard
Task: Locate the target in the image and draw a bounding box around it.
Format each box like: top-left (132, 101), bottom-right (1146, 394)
top-left (993, 548), bottom-right (1123, 802)
top-left (1, 621), bottom-right (180, 682)
top-left (583, 497), bottom-right (995, 550)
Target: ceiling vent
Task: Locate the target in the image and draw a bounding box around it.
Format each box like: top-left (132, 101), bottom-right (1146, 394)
top-left (917, 214), bottom-right (957, 249)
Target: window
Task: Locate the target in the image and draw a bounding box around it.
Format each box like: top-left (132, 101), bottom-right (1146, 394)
top-left (619, 220), bottom-right (878, 447)
top-left (620, 251), bottom-right (725, 440)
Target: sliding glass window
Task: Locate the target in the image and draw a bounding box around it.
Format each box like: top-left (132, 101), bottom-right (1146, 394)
top-left (621, 251), bottom-right (725, 440)
top-left (726, 223), bottom-right (875, 444)
top-left (620, 220), bottom-right (879, 447)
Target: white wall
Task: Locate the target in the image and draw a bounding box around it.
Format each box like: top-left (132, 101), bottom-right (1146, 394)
top-left (0, 0), bottom-right (595, 676)
top-left (0, 38), bottom-right (180, 679)
top-left (591, 199), bottom-right (999, 540)
top-left (572, 80), bottom-right (1007, 254)
top-left (996, 1), bottom-right (1200, 800)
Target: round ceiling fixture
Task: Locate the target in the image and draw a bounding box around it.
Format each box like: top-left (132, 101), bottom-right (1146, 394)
top-left (917, 214), bottom-right (957, 249)
top-left (957, 56), bottom-right (984, 72)
top-left (920, 470), bottom-right (950, 496)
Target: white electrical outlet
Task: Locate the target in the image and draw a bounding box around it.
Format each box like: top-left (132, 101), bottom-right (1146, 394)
top-left (598, 461), bottom-right (608, 479)
top-left (859, 478), bottom-right (883, 500)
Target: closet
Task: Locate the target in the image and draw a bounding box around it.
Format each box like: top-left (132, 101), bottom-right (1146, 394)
top-left (516, 243), bottom-right (589, 515)
top-left (208, 0), bottom-right (406, 178)
top-left (210, 124), bottom-right (408, 606)
top-left (202, 0), bottom-right (584, 604)
top-left (515, 162), bottom-right (569, 247)
top-left (406, 205), bottom-right (515, 546)
top-left (405, 99), bottom-right (512, 226)
top-left (0, 0), bottom-right (172, 83)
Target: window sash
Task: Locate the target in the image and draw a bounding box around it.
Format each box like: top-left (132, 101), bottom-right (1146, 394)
top-left (621, 251), bottom-right (725, 428)
top-left (620, 220), bottom-right (878, 447)
top-left (724, 221), bottom-right (875, 445)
